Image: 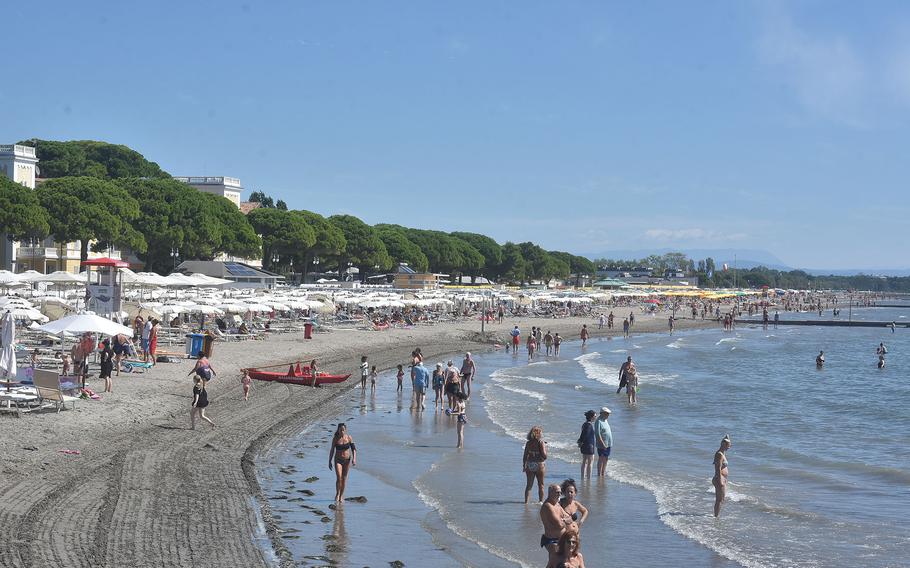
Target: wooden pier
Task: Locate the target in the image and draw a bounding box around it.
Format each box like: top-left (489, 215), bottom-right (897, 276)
top-left (737, 319), bottom-right (907, 328)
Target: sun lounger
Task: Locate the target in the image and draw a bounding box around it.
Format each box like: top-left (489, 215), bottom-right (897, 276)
top-left (33, 369), bottom-right (80, 413)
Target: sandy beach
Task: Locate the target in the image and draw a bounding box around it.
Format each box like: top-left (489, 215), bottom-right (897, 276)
top-left (0, 312), bottom-right (713, 567)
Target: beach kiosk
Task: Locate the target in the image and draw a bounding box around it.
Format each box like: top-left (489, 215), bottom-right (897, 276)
top-left (81, 257), bottom-right (128, 319)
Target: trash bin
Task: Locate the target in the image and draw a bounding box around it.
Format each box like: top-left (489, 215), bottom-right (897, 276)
top-left (185, 333), bottom-right (204, 358)
top-left (202, 333), bottom-right (215, 358)
top-left (303, 321), bottom-right (313, 340)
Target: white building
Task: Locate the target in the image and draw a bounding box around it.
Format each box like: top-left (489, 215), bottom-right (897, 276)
top-left (173, 176), bottom-right (243, 207)
top-left (0, 145), bottom-right (38, 270)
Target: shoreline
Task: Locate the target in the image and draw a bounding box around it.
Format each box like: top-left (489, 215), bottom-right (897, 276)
top-left (0, 312), bottom-right (714, 567)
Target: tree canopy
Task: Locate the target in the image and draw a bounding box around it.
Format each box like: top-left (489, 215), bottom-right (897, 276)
top-left (247, 207), bottom-right (315, 271)
top-left (19, 139), bottom-right (169, 179)
top-left (328, 215), bottom-right (392, 279)
top-left (0, 177), bottom-right (50, 242)
top-left (116, 178), bottom-right (223, 271)
top-left (37, 177), bottom-right (146, 261)
top-left (375, 225), bottom-right (429, 272)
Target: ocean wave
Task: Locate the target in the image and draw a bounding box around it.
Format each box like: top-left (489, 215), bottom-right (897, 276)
top-left (666, 338), bottom-right (684, 349)
top-left (716, 337), bottom-right (743, 345)
top-left (574, 352), bottom-right (616, 385)
top-left (492, 382), bottom-right (547, 402)
top-left (605, 461), bottom-right (805, 568)
top-left (637, 372), bottom-right (679, 385)
top-left (414, 468), bottom-right (533, 568)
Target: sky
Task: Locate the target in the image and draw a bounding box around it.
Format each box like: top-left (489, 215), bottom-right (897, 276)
top-left (2, 1), bottom-right (909, 270)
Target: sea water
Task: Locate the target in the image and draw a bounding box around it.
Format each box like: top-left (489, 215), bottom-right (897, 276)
top-left (260, 305), bottom-right (909, 567)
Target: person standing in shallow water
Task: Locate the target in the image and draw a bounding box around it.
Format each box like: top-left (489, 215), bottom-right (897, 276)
top-left (540, 484), bottom-right (577, 561)
top-left (523, 426), bottom-right (548, 503)
top-left (712, 434), bottom-right (732, 517)
top-left (328, 423), bottom-right (356, 503)
top-left (577, 410), bottom-right (596, 479)
top-left (580, 324), bottom-right (589, 346)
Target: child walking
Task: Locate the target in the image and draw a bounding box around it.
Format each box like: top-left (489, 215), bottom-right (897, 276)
top-left (360, 356), bottom-right (368, 390)
top-left (369, 365), bottom-right (378, 392)
top-left (396, 364), bottom-right (404, 393)
top-left (241, 369), bottom-right (252, 400)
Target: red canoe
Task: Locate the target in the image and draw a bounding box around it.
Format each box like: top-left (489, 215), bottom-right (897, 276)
top-left (246, 363), bottom-right (351, 386)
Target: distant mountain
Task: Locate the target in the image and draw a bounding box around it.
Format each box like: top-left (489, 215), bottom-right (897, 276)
top-left (585, 248), bottom-right (793, 270)
top-left (802, 268), bottom-right (910, 277)
top-left (583, 247), bottom-right (910, 276)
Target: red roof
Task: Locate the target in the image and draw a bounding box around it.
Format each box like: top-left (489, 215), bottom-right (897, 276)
top-left (81, 257), bottom-right (130, 268)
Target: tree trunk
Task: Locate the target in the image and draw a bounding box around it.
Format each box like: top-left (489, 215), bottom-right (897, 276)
top-left (80, 239), bottom-right (89, 263)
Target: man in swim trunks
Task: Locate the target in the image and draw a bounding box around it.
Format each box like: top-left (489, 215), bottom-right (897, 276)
top-left (511, 325), bottom-right (521, 350)
top-left (617, 356), bottom-right (633, 394)
top-left (540, 484), bottom-right (576, 558)
top-left (459, 352), bottom-right (476, 397)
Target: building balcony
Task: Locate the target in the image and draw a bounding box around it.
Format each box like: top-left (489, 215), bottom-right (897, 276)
top-left (0, 144), bottom-right (37, 158)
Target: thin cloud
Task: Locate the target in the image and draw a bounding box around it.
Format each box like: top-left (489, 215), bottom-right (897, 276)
top-left (756, 5), bottom-right (867, 126)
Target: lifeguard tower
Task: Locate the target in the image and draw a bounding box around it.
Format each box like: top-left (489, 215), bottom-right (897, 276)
top-left (81, 257), bottom-right (128, 319)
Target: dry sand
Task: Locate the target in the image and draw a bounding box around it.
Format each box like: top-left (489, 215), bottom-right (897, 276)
top-left (0, 311), bottom-right (714, 567)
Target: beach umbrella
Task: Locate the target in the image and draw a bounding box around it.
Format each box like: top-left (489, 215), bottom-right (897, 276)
top-left (37, 313), bottom-right (134, 338)
top-left (187, 273), bottom-right (232, 287)
top-left (29, 271), bottom-right (87, 284)
top-left (0, 271), bottom-right (25, 288)
top-left (0, 311), bottom-right (16, 385)
top-left (8, 307), bottom-right (48, 322)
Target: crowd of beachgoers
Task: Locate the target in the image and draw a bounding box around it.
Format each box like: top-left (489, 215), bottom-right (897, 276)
top-left (0, 281), bottom-right (894, 567)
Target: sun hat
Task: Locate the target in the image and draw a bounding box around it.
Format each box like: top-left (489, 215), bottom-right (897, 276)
top-left (600, 407), bottom-right (611, 414)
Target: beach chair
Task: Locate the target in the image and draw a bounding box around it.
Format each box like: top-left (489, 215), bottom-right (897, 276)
top-left (33, 369), bottom-right (79, 412)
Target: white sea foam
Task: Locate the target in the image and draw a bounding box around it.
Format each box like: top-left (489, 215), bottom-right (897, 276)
top-left (524, 376), bottom-right (555, 384)
top-left (604, 461), bottom-right (775, 568)
top-left (716, 337), bottom-right (743, 345)
top-left (574, 352), bottom-right (615, 385)
top-left (493, 382), bottom-right (546, 402)
top-left (638, 372), bottom-right (679, 385)
top-left (666, 338), bottom-right (684, 349)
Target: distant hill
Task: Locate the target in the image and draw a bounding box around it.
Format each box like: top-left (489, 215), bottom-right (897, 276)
top-left (586, 248), bottom-right (793, 270)
top-left (585, 247), bottom-right (910, 276)
top-left (802, 268), bottom-right (910, 277)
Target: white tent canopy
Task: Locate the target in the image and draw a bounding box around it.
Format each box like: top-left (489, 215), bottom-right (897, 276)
top-left (37, 313), bottom-right (134, 338)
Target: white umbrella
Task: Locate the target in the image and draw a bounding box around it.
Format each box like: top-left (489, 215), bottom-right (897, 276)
top-left (37, 313), bottom-right (134, 338)
top-left (0, 271), bottom-right (25, 286)
top-left (29, 271), bottom-right (87, 284)
top-left (0, 311), bottom-right (16, 382)
top-left (187, 273), bottom-right (232, 287)
top-left (136, 272), bottom-right (172, 287)
top-left (9, 307), bottom-right (48, 322)
top-left (164, 273), bottom-right (199, 287)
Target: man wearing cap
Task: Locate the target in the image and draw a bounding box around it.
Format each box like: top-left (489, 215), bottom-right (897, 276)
top-left (594, 407), bottom-right (613, 476)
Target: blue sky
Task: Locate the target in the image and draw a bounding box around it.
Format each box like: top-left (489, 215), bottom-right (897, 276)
top-left (3, 1), bottom-right (909, 269)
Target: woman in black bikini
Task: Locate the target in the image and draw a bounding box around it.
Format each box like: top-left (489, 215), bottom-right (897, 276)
top-left (559, 479), bottom-right (588, 528)
top-left (523, 426), bottom-right (548, 503)
top-left (713, 434), bottom-right (732, 517)
top-left (328, 423), bottom-right (357, 503)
